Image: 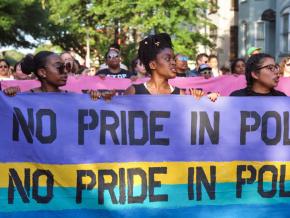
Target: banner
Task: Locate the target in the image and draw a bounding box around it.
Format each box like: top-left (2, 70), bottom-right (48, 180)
top-left (0, 93), bottom-right (290, 217)
top-left (2, 75), bottom-right (290, 96)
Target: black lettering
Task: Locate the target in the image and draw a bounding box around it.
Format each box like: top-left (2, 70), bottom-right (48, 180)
top-left (196, 166), bottom-right (216, 200)
top-left (149, 167), bottom-right (168, 202)
top-left (150, 111), bottom-right (170, 145)
top-left (240, 111), bottom-right (261, 145)
top-left (279, 165), bottom-right (290, 197)
top-left (8, 168), bottom-right (30, 204)
top-left (188, 167), bottom-right (194, 200)
top-left (100, 110), bottom-right (120, 145)
top-left (191, 112), bottom-right (197, 145)
top-left (98, 169), bottom-right (118, 204)
top-left (199, 112), bottom-right (220, 144)
top-left (76, 170), bottom-right (96, 203)
top-left (129, 111), bottom-right (148, 145)
top-left (258, 165), bottom-right (277, 198)
top-left (32, 170), bottom-right (54, 203)
top-left (78, 109), bottom-right (98, 145)
top-left (127, 168), bottom-right (147, 203)
top-left (13, 107), bottom-right (34, 143)
top-left (36, 109), bottom-right (57, 144)
top-left (236, 165), bottom-right (256, 198)
top-left (261, 112), bottom-right (281, 145)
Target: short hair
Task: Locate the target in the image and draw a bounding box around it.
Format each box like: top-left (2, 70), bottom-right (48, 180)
top-left (138, 33), bottom-right (173, 74)
top-left (195, 53), bottom-right (209, 64)
top-left (0, 59), bottom-right (10, 67)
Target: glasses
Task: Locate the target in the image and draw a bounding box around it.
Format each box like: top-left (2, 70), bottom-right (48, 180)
top-left (256, 64), bottom-right (280, 72)
top-left (286, 63), bottom-right (290, 67)
top-left (44, 63), bottom-right (66, 74)
top-left (0, 65), bottom-right (8, 69)
top-left (176, 56), bottom-right (189, 61)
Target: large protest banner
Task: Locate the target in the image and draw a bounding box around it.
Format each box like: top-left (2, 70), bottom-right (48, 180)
top-left (0, 93), bottom-right (290, 217)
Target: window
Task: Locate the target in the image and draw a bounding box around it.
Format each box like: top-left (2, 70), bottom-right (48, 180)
top-left (282, 13), bottom-right (289, 52)
top-left (241, 21), bottom-right (248, 55)
top-left (209, 0), bottom-right (218, 14)
top-left (231, 0), bottom-right (238, 11)
top-left (230, 26), bottom-right (238, 60)
top-left (256, 21), bottom-right (265, 49)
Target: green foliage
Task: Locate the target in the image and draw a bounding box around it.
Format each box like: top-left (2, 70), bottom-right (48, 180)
top-left (0, 0), bottom-right (213, 63)
top-left (0, 50), bottom-right (25, 65)
top-left (0, 0), bottom-right (50, 47)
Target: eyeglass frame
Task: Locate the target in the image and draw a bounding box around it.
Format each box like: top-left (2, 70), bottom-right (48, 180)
top-left (255, 64), bottom-right (280, 73)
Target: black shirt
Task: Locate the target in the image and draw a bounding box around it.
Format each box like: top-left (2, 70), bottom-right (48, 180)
top-left (96, 68), bottom-right (132, 79)
top-left (133, 83), bottom-right (181, 95)
top-left (230, 88), bottom-right (286, 96)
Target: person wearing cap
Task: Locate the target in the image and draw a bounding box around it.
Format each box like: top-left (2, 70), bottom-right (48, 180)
top-left (247, 47), bottom-right (261, 57)
top-left (198, 64), bottom-right (213, 79)
top-left (175, 54), bottom-right (190, 77)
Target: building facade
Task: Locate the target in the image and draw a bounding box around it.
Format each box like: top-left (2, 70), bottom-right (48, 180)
top-left (200, 0), bottom-right (239, 67)
top-left (238, 0), bottom-right (290, 60)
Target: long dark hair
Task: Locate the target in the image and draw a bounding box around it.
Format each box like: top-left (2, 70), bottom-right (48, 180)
top-left (245, 53), bottom-right (273, 91)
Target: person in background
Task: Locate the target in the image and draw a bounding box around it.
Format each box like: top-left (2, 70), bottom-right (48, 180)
top-left (60, 51), bottom-right (77, 75)
top-left (96, 49), bottom-right (133, 79)
top-left (230, 53), bottom-right (285, 96)
top-left (247, 46), bottom-right (261, 57)
top-left (198, 64), bottom-right (213, 79)
top-left (13, 61), bottom-right (33, 80)
top-left (131, 57), bottom-right (148, 78)
top-left (125, 33), bottom-right (219, 102)
top-left (175, 54), bottom-right (190, 77)
top-left (279, 56), bottom-right (290, 77)
top-left (3, 51), bottom-right (107, 100)
top-left (188, 53), bottom-right (209, 77)
top-left (208, 55), bottom-right (222, 77)
top-left (99, 43), bottom-right (128, 70)
top-left (231, 58), bottom-right (246, 76)
top-left (220, 65), bottom-right (231, 75)
top-left (0, 59), bottom-right (13, 80)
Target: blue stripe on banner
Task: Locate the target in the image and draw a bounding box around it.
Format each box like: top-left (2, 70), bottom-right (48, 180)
top-left (1, 182), bottom-right (290, 212)
top-left (1, 204), bottom-right (290, 218)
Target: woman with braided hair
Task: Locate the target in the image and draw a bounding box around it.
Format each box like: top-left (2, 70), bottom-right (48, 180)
top-left (125, 33), bottom-right (219, 101)
top-left (230, 53), bottom-right (286, 96)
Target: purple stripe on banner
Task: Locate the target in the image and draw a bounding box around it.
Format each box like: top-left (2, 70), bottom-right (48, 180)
top-left (0, 93), bottom-right (290, 163)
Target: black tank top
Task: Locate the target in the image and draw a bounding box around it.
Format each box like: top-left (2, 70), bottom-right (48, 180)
top-left (133, 83), bottom-right (181, 95)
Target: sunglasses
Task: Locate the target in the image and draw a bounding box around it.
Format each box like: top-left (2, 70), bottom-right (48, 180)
top-left (286, 63), bottom-right (290, 67)
top-left (177, 56), bottom-right (189, 61)
top-left (0, 65), bottom-right (8, 69)
top-left (44, 63), bottom-right (66, 74)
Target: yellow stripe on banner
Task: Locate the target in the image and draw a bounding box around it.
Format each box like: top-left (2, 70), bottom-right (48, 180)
top-left (0, 161), bottom-right (290, 187)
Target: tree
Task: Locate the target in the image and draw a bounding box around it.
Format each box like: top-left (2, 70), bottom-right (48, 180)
top-left (0, 0), bottom-right (51, 48)
top-left (44, 0), bottom-right (213, 65)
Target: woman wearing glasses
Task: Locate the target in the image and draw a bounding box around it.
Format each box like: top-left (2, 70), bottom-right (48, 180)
top-left (230, 53), bottom-right (286, 96)
top-left (0, 59), bottom-right (13, 80)
top-left (3, 51), bottom-right (105, 100)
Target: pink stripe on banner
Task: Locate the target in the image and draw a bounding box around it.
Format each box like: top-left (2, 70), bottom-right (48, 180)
top-left (1, 75), bottom-right (289, 96)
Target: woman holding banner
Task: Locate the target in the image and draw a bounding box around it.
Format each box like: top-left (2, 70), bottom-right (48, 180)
top-left (230, 53), bottom-right (286, 96)
top-left (125, 33), bottom-right (219, 101)
top-left (3, 51), bottom-right (105, 100)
